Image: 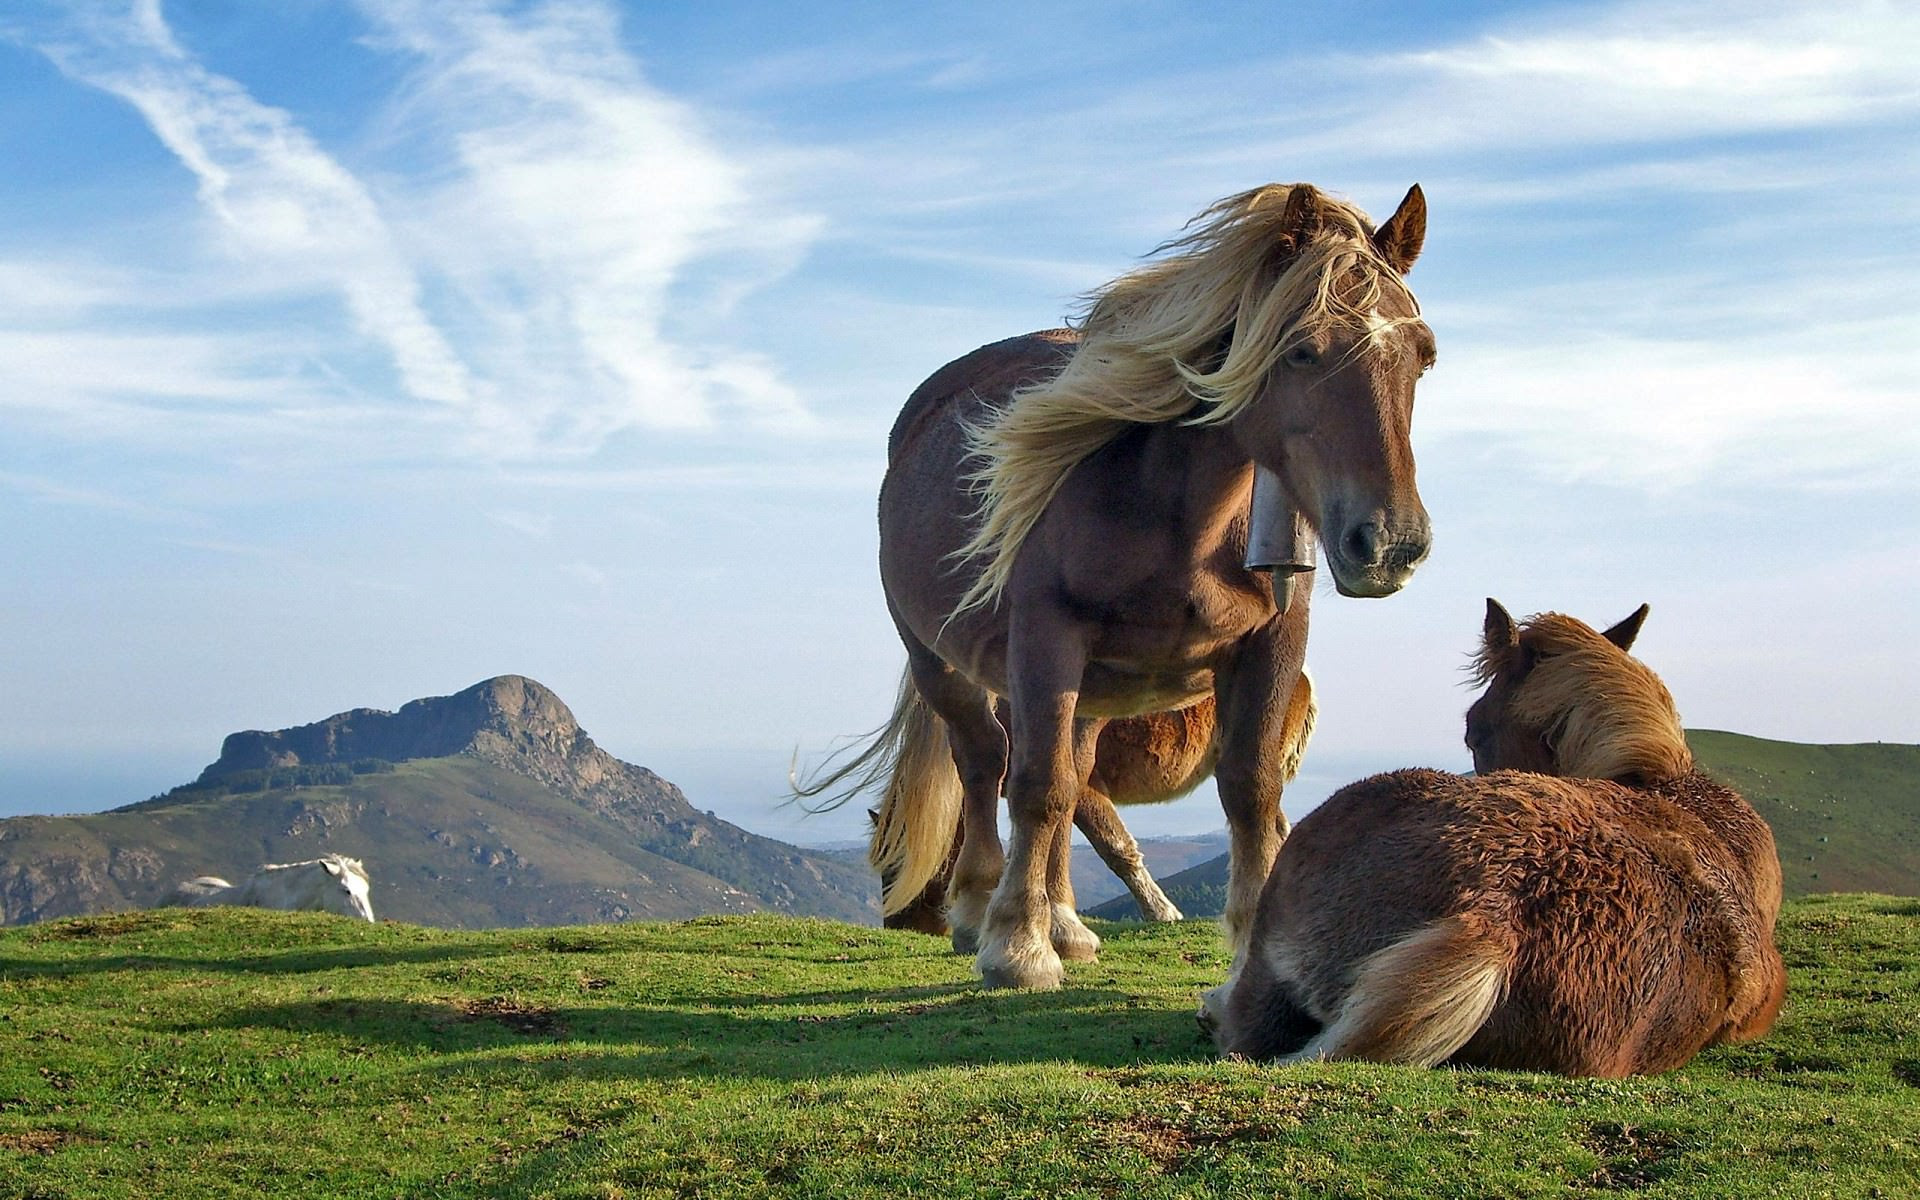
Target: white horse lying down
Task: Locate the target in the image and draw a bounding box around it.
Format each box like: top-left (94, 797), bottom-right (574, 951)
top-left (162, 854), bottom-right (375, 922)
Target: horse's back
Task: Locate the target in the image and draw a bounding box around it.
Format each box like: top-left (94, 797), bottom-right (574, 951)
top-left (880, 331), bottom-right (1079, 656)
top-left (162, 877), bottom-right (234, 907)
top-left (887, 329), bottom-right (1079, 464)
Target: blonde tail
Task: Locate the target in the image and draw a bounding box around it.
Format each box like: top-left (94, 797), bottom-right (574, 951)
top-left (1289, 913), bottom-right (1512, 1067)
top-left (790, 668), bottom-right (964, 917)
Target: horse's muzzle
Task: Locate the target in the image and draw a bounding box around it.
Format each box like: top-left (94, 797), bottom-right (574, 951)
top-left (1327, 516), bottom-right (1430, 597)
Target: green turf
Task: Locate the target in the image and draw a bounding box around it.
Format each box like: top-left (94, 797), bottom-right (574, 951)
top-left (2, 898), bottom-right (1916, 1198)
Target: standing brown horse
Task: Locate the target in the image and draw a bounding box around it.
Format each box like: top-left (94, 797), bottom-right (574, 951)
top-left (1205, 602), bottom-right (1786, 1076)
top-left (803, 182), bottom-right (1434, 989)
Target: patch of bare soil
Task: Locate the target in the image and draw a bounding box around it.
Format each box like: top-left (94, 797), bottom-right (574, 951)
top-left (456, 996), bottom-right (566, 1037)
top-left (0, 1129), bottom-right (95, 1155)
top-left (1572, 1121), bottom-right (1683, 1191)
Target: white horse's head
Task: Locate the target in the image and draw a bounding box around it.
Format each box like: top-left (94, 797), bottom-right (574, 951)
top-left (313, 855), bottom-right (376, 922)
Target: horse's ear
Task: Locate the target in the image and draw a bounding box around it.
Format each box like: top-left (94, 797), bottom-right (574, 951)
top-left (1601, 603), bottom-right (1651, 652)
top-left (1373, 184), bottom-right (1426, 274)
top-left (322, 859), bottom-right (344, 877)
top-left (1278, 184), bottom-right (1325, 249)
top-left (1483, 598), bottom-right (1518, 653)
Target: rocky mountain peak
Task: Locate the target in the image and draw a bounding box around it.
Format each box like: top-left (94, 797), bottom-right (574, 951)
top-left (201, 675), bottom-right (592, 781)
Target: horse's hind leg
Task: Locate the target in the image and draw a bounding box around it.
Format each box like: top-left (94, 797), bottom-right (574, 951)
top-left (946, 761), bottom-right (1003, 956)
top-left (1282, 916), bottom-right (1509, 1067)
top-left (1075, 790), bottom-right (1183, 922)
top-left (903, 648), bottom-right (1007, 957)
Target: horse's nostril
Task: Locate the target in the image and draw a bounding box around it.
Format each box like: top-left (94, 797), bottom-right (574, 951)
top-left (1344, 521), bottom-right (1383, 566)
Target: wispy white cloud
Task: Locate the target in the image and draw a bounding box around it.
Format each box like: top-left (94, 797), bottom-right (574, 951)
top-left (501, 458), bottom-right (884, 494)
top-left (488, 509), bottom-right (553, 540)
top-left (1381, 2), bottom-right (1920, 147)
top-left (0, 470), bottom-right (192, 522)
top-left (0, 259), bottom-right (138, 319)
top-left (28, 0), bottom-right (478, 419)
top-left (356, 0), bottom-right (820, 443)
top-left (6, 0), bottom-right (819, 459)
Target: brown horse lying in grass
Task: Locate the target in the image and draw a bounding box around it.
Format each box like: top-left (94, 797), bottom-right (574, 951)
top-left (1203, 601), bottom-right (1785, 1076)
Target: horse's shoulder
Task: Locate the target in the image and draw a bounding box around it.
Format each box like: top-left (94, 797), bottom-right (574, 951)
top-left (889, 330), bottom-right (1080, 460)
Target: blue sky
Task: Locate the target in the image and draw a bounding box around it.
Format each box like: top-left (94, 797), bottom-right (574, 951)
top-left (2, 0), bottom-right (1915, 843)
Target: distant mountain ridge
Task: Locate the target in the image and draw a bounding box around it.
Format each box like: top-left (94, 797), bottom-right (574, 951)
top-left (0, 677), bottom-right (877, 928)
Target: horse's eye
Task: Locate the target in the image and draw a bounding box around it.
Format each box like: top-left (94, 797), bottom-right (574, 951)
top-left (1283, 344), bottom-right (1320, 369)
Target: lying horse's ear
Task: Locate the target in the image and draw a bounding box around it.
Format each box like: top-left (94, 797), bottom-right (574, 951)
top-left (323, 859), bottom-right (344, 877)
top-left (1373, 184), bottom-right (1426, 274)
top-left (1483, 597), bottom-right (1518, 653)
top-left (1601, 603), bottom-right (1651, 652)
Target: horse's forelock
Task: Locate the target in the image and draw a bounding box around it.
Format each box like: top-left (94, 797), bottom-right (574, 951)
top-left (949, 184), bottom-right (1415, 616)
top-left (1467, 637), bottom-right (1514, 689)
top-left (1508, 614), bottom-right (1691, 783)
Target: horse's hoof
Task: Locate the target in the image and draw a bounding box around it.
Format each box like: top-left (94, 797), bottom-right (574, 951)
top-left (976, 942), bottom-right (1065, 990)
top-left (950, 926), bottom-right (980, 956)
top-left (1050, 905), bottom-right (1101, 962)
top-left (1145, 903), bottom-right (1185, 923)
top-left (1195, 1002), bottom-right (1220, 1038)
top-left (980, 960), bottom-right (1065, 990)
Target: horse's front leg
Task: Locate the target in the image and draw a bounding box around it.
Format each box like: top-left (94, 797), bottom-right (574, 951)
top-left (978, 658), bottom-right (1095, 989)
top-left (1213, 614), bottom-right (1309, 959)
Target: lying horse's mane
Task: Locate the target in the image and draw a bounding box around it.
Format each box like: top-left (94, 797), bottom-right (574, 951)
top-left (950, 184), bottom-right (1421, 616)
top-left (1474, 612), bottom-right (1692, 784)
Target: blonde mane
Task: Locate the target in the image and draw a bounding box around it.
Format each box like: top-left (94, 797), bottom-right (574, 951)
top-left (1476, 613), bottom-right (1692, 784)
top-left (950, 183), bottom-right (1419, 616)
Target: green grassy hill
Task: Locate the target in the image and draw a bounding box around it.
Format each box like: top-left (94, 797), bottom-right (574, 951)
top-left (1, 899), bottom-right (1915, 1198)
top-left (1090, 732), bottom-right (1920, 921)
top-left (1688, 730), bottom-right (1920, 897)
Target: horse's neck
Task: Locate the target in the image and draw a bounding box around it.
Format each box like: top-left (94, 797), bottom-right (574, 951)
top-left (237, 866), bottom-right (313, 909)
top-left (1119, 419), bottom-right (1256, 551)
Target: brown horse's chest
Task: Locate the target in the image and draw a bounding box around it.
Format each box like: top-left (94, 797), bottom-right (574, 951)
top-left (1069, 569), bottom-right (1277, 715)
